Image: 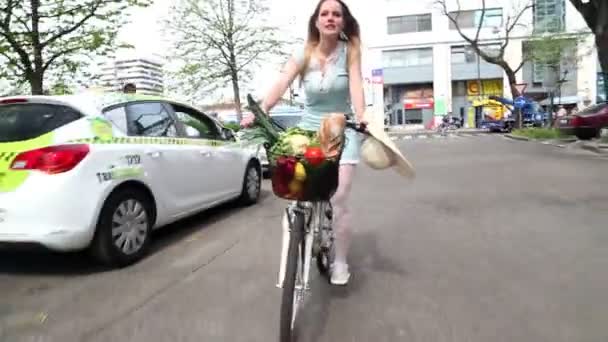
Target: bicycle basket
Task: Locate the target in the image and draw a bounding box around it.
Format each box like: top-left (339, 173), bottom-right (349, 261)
top-left (268, 151), bottom-right (340, 202)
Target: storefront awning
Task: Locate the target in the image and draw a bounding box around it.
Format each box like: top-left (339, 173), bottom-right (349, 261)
top-left (471, 99), bottom-right (504, 107)
top-left (539, 95), bottom-right (579, 106)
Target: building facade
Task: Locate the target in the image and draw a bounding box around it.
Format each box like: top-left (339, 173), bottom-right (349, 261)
top-left (362, 0), bottom-right (601, 128)
top-left (97, 53), bottom-right (165, 96)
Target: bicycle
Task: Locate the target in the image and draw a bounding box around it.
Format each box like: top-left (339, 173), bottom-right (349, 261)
top-left (245, 95), bottom-right (369, 342)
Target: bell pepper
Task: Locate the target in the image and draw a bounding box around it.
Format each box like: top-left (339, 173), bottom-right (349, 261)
top-left (304, 146), bottom-right (325, 167)
top-left (293, 162), bottom-right (306, 182)
top-left (288, 179), bottom-right (304, 197)
top-left (271, 171), bottom-right (290, 197)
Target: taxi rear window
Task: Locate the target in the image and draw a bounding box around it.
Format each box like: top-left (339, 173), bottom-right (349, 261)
top-left (0, 103), bottom-right (82, 143)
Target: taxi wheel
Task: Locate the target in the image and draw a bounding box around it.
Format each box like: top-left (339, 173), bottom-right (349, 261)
top-left (90, 188), bottom-right (153, 267)
top-left (238, 161), bottom-right (261, 206)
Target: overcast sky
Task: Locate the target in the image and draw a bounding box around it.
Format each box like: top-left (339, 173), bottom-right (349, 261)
top-left (115, 0), bottom-right (373, 101)
top-left (1, 0), bottom-right (374, 98)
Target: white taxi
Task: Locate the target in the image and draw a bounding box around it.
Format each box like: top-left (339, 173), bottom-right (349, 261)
top-left (0, 92), bottom-right (262, 267)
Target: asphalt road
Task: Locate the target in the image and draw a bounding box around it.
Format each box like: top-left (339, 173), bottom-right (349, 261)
top-left (1, 135), bottom-right (608, 342)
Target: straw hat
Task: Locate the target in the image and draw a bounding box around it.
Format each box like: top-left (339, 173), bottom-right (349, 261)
top-left (359, 110), bottom-right (415, 179)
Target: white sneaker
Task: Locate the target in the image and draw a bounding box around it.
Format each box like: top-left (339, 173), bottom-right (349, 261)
top-left (330, 262), bottom-right (350, 285)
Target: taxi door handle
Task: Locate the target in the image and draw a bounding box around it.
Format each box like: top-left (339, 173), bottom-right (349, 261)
top-left (199, 151), bottom-right (212, 157)
top-left (146, 151), bottom-right (162, 158)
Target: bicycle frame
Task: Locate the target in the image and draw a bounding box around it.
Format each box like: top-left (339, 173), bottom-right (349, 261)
top-left (276, 200), bottom-right (329, 290)
top-left (245, 94), bottom-right (373, 340)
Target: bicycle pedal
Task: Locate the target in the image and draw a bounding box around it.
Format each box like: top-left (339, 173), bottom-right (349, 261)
top-left (295, 284), bottom-right (311, 292)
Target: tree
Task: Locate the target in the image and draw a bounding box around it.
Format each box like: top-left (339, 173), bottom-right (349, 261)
top-left (436, 0), bottom-right (534, 100)
top-left (0, 0), bottom-right (152, 95)
top-left (524, 33), bottom-right (586, 126)
top-left (569, 0), bottom-right (608, 101)
top-left (163, 0), bottom-right (293, 123)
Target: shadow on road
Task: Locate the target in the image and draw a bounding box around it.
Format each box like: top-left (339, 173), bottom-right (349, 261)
top-left (0, 190), bottom-right (272, 276)
top-left (291, 231), bottom-right (409, 341)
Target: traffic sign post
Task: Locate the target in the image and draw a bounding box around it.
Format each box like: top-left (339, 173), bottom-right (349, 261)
top-left (512, 83), bottom-right (528, 129)
top-left (514, 96), bottom-right (527, 109)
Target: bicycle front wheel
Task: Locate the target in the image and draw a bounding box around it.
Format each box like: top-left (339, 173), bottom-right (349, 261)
top-left (280, 210), bottom-right (305, 342)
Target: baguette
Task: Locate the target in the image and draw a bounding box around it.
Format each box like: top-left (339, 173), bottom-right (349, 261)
top-left (318, 113), bottom-right (346, 158)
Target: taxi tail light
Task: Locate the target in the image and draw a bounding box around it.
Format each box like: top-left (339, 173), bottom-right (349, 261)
top-left (10, 144), bottom-right (90, 174)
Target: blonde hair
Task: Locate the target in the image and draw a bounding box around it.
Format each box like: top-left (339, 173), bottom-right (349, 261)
top-left (298, 0), bottom-right (362, 84)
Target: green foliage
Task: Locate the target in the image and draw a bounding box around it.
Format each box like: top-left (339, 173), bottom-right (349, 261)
top-left (184, 118), bottom-right (211, 136)
top-left (163, 0), bottom-right (298, 109)
top-left (525, 33), bottom-right (589, 69)
top-left (223, 122), bottom-right (241, 132)
top-left (0, 0), bottom-right (152, 94)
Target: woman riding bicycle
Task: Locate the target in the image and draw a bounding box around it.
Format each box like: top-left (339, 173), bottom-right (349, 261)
top-left (245, 0), bottom-right (365, 285)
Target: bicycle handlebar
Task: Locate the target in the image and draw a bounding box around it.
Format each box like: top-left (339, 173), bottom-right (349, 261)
top-left (246, 93), bottom-right (370, 135)
top-left (345, 119), bottom-right (369, 135)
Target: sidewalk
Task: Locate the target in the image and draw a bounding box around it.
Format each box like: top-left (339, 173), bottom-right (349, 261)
top-left (387, 127), bottom-right (489, 136)
top-left (505, 134), bottom-right (608, 154)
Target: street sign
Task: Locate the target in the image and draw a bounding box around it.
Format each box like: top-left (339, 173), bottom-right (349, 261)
top-left (371, 69), bottom-right (383, 84)
top-left (514, 96), bottom-right (527, 109)
top-left (514, 83), bottom-right (527, 95)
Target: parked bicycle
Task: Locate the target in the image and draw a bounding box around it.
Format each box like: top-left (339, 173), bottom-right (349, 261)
top-left (245, 95), bottom-right (369, 342)
top-left (437, 114), bottom-right (462, 136)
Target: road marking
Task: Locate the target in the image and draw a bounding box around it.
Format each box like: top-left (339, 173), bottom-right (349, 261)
top-left (0, 311), bottom-right (48, 331)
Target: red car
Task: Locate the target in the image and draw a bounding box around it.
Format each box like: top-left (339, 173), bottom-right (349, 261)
top-left (557, 102), bottom-right (608, 140)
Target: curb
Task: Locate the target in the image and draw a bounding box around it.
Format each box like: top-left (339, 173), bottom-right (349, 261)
top-left (389, 132), bottom-right (491, 141)
top-left (504, 134), bottom-right (530, 141)
top-left (388, 130), bottom-right (488, 137)
top-left (580, 143), bottom-right (608, 154)
top-left (505, 134), bottom-right (608, 154)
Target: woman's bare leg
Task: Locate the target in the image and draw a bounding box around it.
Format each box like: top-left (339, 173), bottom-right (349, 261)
top-left (330, 164), bottom-right (356, 284)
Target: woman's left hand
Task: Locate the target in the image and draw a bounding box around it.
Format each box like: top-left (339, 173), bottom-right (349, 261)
top-left (240, 115), bottom-right (255, 128)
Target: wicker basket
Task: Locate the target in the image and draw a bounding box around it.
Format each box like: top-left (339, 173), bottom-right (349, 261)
top-left (268, 152), bottom-right (340, 202)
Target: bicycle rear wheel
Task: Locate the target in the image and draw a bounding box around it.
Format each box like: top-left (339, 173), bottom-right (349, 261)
top-left (315, 203), bottom-right (334, 279)
top-left (280, 210), bottom-right (305, 342)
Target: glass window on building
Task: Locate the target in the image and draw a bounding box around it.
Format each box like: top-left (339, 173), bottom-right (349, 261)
top-left (451, 46), bottom-right (475, 64)
top-left (382, 48), bottom-right (434, 68)
top-left (451, 44), bottom-right (500, 64)
top-left (449, 8), bottom-right (502, 29)
top-left (475, 8), bottom-right (502, 27)
top-left (533, 62), bottom-right (545, 84)
top-left (534, 0), bottom-right (565, 32)
top-left (479, 43), bottom-right (502, 58)
top-left (387, 14), bottom-right (432, 34)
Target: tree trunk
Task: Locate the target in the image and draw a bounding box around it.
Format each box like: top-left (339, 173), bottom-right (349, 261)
top-left (502, 64), bottom-right (523, 128)
top-left (504, 69), bottom-right (520, 100)
top-left (30, 0), bottom-right (44, 95)
top-left (29, 71), bottom-right (44, 95)
top-left (231, 69), bottom-right (242, 123)
top-left (596, 32), bottom-right (608, 102)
